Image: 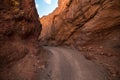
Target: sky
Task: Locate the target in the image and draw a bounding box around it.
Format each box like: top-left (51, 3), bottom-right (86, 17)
top-left (35, 0), bottom-right (58, 17)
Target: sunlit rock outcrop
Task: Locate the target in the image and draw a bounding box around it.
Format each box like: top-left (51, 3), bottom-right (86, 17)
top-left (40, 0), bottom-right (120, 46)
top-left (40, 0), bottom-right (120, 79)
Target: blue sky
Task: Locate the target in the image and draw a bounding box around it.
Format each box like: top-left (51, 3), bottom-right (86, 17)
top-left (35, 0), bottom-right (58, 17)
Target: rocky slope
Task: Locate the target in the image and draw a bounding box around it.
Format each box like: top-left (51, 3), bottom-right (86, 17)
top-left (0, 0), bottom-right (50, 80)
top-left (40, 0), bottom-right (120, 79)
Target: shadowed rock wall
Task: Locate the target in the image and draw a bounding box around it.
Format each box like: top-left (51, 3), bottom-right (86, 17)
top-left (0, 0), bottom-right (48, 80)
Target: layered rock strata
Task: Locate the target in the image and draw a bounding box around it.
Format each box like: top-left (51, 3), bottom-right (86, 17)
top-left (40, 0), bottom-right (120, 79)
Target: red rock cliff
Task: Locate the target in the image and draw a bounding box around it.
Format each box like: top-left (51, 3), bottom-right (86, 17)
top-left (40, 0), bottom-right (120, 46)
top-left (40, 0), bottom-right (120, 79)
top-left (0, 0), bottom-right (41, 40)
top-left (0, 0), bottom-right (49, 80)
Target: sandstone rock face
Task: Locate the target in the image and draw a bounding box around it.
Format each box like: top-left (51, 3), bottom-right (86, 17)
top-left (40, 0), bottom-right (120, 46)
top-left (0, 0), bottom-right (48, 80)
top-left (39, 0), bottom-right (69, 43)
top-left (40, 0), bottom-right (120, 79)
top-left (0, 0), bottom-right (41, 40)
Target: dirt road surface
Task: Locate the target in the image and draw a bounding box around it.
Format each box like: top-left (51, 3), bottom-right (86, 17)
top-left (45, 47), bottom-right (108, 80)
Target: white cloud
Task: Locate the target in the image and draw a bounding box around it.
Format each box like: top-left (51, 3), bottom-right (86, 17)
top-left (36, 4), bottom-right (39, 8)
top-left (44, 0), bottom-right (51, 4)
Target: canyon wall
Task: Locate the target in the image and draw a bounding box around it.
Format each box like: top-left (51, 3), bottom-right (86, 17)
top-left (40, 0), bottom-right (120, 47)
top-left (40, 0), bottom-right (120, 79)
top-left (0, 0), bottom-right (48, 80)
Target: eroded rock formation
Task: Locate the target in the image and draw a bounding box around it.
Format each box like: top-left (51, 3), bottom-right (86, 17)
top-left (40, 0), bottom-right (120, 79)
top-left (0, 0), bottom-right (49, 80)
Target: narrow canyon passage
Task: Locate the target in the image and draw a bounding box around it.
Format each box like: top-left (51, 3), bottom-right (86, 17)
top-left (0, 0), bottom-right (120, 80)
top-left (45, 47), bottom-right (109, 80)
